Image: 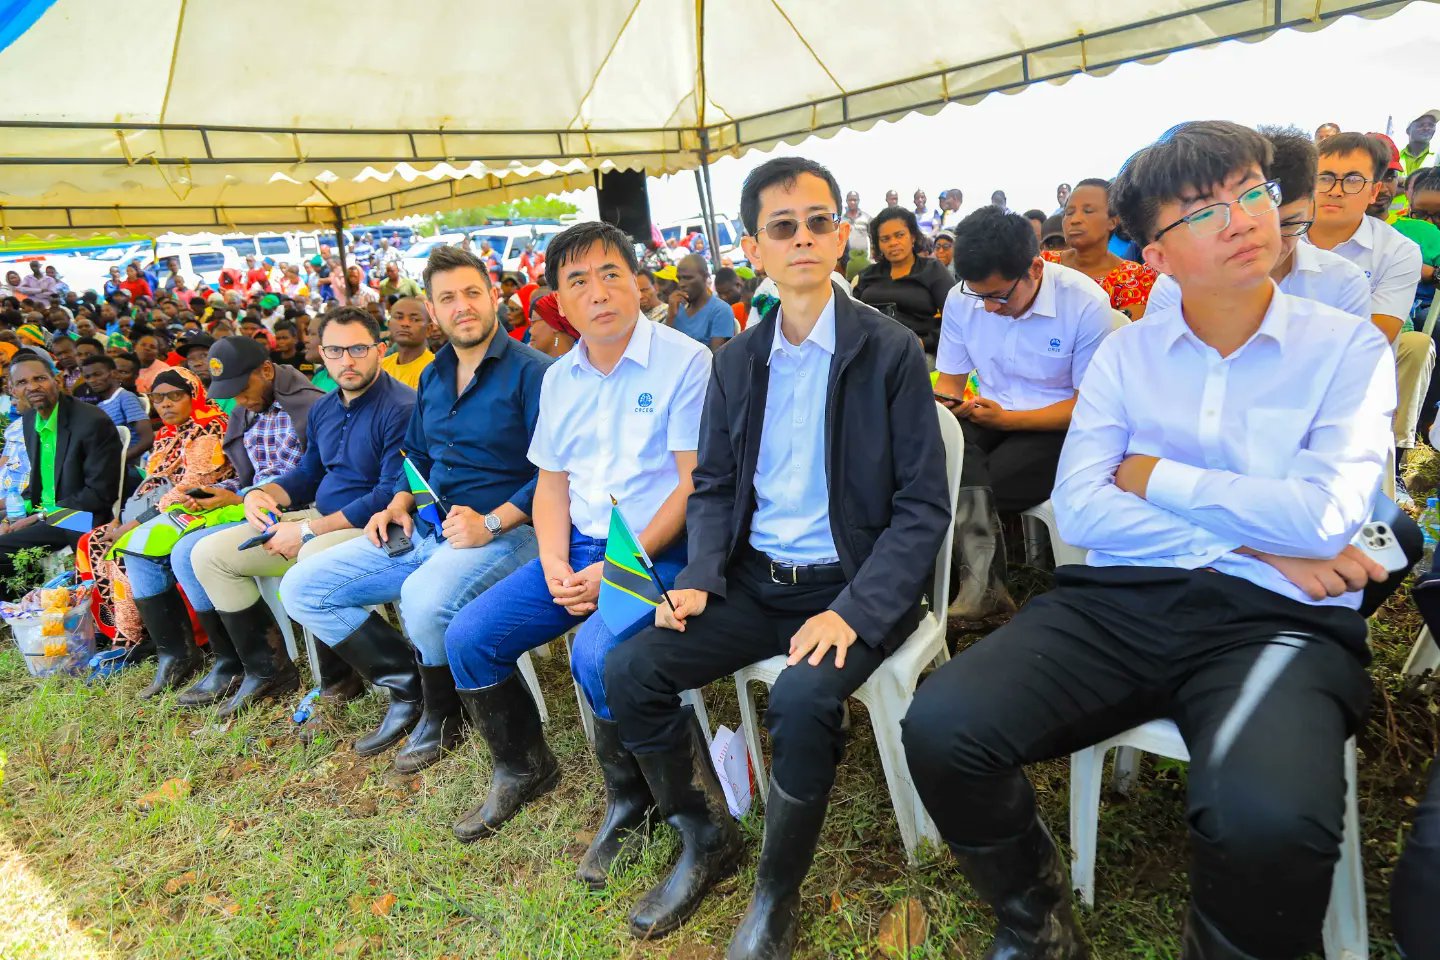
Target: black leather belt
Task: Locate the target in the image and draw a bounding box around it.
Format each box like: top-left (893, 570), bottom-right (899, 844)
top-left (757, 552), bottom-right (846, 586)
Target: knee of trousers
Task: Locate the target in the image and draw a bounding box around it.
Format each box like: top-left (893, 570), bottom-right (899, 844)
top-left (901, 677), bottom-right (1004, 790)
top-left (441, 602), bottom-right (498, 676)
top-left (1190, 778), bottom-right (1343, 872)
top-left (763, 676), bottom-right (850, 769)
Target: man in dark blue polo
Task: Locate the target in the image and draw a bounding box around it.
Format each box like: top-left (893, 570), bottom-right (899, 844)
top-left (282, 247), bottom-right (551, 774)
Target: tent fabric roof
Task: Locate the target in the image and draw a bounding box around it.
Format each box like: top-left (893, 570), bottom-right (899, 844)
top-left (0, 0), bottom-right (1422, 238)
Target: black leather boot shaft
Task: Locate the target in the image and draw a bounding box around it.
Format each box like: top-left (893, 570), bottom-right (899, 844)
top-left (627, 710), bottom-right (743, 940)
top-left (452, 673), bottom-right (559, 842)
top-left (177, 608), bottom-right (243, 707)
top-left (392, 658), bottom-right (466, 773)
top-left (727, 782), bottom-right (828, 960)
top-left (949, 485), bottom-right (1018, 620)
top-left (577, 716), bottom-right (656, 890)
top-left (330, 611), bottom-right (421, 755)
top-left (314, 635), bottom-right (365, 701)
top-left (215, 597), bottom-right (300, 720)
top-left (133, 591), bottom-right (201, 700)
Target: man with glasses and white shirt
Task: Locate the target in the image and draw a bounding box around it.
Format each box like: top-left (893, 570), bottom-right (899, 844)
top-left (1148, 125), bottom-right (1371, 320)
top-left (905, 120), bottom-right (1395, 959)
top-left (1307, 131), bottom-right (1429, 498)
top-left (935, 205), bottom-right (1113, 619)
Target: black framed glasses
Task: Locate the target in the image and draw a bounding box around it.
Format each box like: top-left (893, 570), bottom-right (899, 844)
top-left (1316, 172), bottom-right (1372, 195)
top-left (960, 275), bottom-right (1024, 303)
top-left (759, 213), bottom-right (841, 241)
top-left (320, 343), bottom-right (379, 360)
top-left (1409, 206), bottom-right (1440, 224)
top-left (1279, 217), bottom-right (1313, 237)
top-left (1153, 180), bottom-right (1282, 242)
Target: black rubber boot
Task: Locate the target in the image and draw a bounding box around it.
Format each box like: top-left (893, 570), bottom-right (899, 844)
top-left (214, 597), bottom-right (301, 720)
top-left (329, 611), bottom-right (422, 755)
top-left (948, 816), bottom-right (1088, 959)
top-left (949, 485), bottom-right (1018, 620)
top-left (627, 710), bottom-right (744, 940)
top-left (391, 658), bottom-right (466, 773)
top-left (452, 672), bottom-right (559, 842)
top-left (177, 609), bottom-right (243, 707)
top-left (577, 716), bottom-right (655, 890)
top-left (132, 591), bottom-right (202, 699)
top-left (727, 782), bottom-right (827, 959)
top-left (295, 637), bottom-right (367, 745)
top-left (1181, 907), bottom-right (1264, 959)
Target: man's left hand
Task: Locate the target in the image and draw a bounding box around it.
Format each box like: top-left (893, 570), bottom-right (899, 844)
top-left (787, 610), bottom-right (859, 669)
top-left (1114, 454), bottom-right (1161, 498)
top-left (553, 561), bottom-right (603, 617)
top-left (263, 521), bottom-right (304, 560)
top-left (441, 505), bottom-right (493, 550)
top-left (956, 396), bottom-right (1010, 428)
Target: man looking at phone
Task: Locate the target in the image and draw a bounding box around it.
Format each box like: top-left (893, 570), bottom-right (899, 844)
top-left (185, 307), bottom-right (414, 721)
top-left (936, 205), bottom-right (1113, 618)
top-left (281, 246), bottom-right (551, 773)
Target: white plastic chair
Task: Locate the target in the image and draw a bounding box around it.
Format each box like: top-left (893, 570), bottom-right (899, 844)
top-left (1069, 719), bottom-right (1366, 960)
top-left (113, 425), bottom-right (129, 519)
top-left (256, 575), bottom-right (301, 662)
top-left (138, 394), bottom-right (152, 416)
top-left (733, 402), bottom-right (963, 864)
top-left (1019, 499), bottom-right (1088, 568)
top-left (1404, 625), bottom-right (1440, 678)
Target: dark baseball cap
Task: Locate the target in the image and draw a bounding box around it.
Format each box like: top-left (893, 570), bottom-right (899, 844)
top-left (178, 332), bottom-right (215, 356)
top-left (206, 335), bottom-right (269, 399)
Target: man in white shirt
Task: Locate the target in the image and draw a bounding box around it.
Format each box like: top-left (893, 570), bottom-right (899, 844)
top-left (607, 158), bottom-right (949, 957)
top-left (1148, 126), bottom-right (1370, 319)
top-left (1307, 131), bottom-right (1430, 493)
top-left (936, 205), bottom-right (1112, 619)
top-left (441, 223), bottom-right (711, 872)
top-left (905, 121), bottom-right (1395, 959)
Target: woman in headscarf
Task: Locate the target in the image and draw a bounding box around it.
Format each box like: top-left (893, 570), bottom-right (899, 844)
top-left (105, 331), bottom-right (132, 358)
top-left (77, 366), bottom-right (234, 697)
top-left (523, 292), bottom-right (577, 358)
top-left (16, 323), bottom-right (46, 349)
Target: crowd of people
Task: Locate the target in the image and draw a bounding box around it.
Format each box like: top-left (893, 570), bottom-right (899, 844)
top-left (3, 109), bottom-right (1440, 959)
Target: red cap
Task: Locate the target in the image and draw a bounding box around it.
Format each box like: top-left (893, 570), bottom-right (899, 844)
top-left (1367, 132), bottom-right (1403, 173)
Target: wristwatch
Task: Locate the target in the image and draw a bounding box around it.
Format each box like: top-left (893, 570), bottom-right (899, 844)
top-left (483, 513), bottom-right (503, 537)
top-left (298, 520), bottom-right (316, 544)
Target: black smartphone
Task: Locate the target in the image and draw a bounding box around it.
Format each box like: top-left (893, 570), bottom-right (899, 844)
top-left (933, 391), bottom-right (963, 404)
top-left (382, 521), bottom-right (414, 557)
top-left (184, 487), bottom-right (210, 497)
top-left (238, 530), bottom-right (276, 551)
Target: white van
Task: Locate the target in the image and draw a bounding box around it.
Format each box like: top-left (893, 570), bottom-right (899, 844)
top-left (659, 214), bottom-right (747, 263)
top-left (152, 245), bottom-right (244, 289)
top-left (465, 224), bottom-right (564, 275)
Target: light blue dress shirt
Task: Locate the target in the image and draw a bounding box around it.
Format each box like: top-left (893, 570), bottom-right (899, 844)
top-left (748, 295), bottom-right (840, 564)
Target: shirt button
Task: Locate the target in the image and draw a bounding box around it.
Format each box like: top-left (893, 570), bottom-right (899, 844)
top-left (1204, 410), bottom-right (1217, 418)
top-left (447, 442), bottom-right (454, 448)
top-left (450, 410), bottom-right (456, 416)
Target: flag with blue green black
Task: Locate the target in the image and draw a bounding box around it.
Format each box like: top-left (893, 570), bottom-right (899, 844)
top-left (598, 497), bottom-right (673, 640)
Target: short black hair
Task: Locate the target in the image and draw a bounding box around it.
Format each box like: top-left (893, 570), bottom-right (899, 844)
top-left (10, 350), bottom-right (54, 376)
top-left (1111, 120), bottom-right (1273, 246)
top-left (1316, 131), bottom-right (1389, 181)
top-left (81, 354), bottom-right (116, 371)
top-left (637, 268), bottom-right (656, 284)
top-left (1255, 125), bottom-right (1317, 205)
top-left (950, 206), bottom-right (1039, 283)
top-left (1023, 208), bottom-right (1047, 224)
top-left (423, 244), bottom-right (492, 297)
top-left (868, 206), bottom-right (923, 262)
top-left (317, 306), bottom-right (380, 343)
top-left (738, 156), bottom-right (843, 235)
top-left (543, 221), bottom-right (641, 289)
top-left (273, 319), bottom-right (297, 336)
top-left (114, 351), bottom-right (140, 369)
top-left (74, 336), bottom-right (104, 353)
top-left (1410, 167), bottom-right (1440, 197)
top-left (715, 267), bottom-right (739, 286)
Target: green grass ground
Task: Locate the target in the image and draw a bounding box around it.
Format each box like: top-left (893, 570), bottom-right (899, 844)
top-left (1, 572), bottom-right (1437, 958)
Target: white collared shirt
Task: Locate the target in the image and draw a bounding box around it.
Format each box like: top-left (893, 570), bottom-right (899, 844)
top-left (935, 260), bottom-right (1114, 411)
top-left (1054, 287), bottom-right (1396, 608)
top-left (1147, 242), bottom-right (1370, 319)
top-left (1306, 214), bottom-right (1422, 320)
top-left (528, 317), bottom-right (711, 538)
top-left (749, 295), bottom-right (840, 565)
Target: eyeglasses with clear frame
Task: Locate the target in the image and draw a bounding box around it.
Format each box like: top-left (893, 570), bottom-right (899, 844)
top-left (1152, 180), bottom-right (1283, 242)
top-left (758, 213), bottom-right (842, 241)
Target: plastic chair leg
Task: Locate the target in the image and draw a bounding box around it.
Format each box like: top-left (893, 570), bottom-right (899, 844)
top-left (1323, 738), bottom-right (1367, 960)
top-left (1068, 745), bottom-right (1104, 907)
top-left (680, 688), bottom-right (712, 750)
top-left (257, 579), bottom-right (299, 662)
top-left (517, 651), bottom-right (548, 725)
top-left (572, 676), bottom-right (596, 747)
top-left (865, 690), bottom-right (932, 864)
top-left (735, 675), bottom-right (769, 806)
top-left (301, 626), bottom-right (323, 688)
top-left (1111, 746), bottom-right (1140, 796)
top-left (1403, 626), bottom-right (1440, 678)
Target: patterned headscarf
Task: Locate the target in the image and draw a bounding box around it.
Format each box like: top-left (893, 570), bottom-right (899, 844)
top-left (106, 331), bottom-right (132, 351)
top-left (149, 365), bottom-right (226, 442)
top-left (16, 324), bottom-right (46, 347)
top-left (531, 293), bottom-right (578, 339)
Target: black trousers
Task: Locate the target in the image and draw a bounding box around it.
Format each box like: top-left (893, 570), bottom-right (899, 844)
top-left (902, 565), bottom-right (1370, 959)
top-left (957, 420), bottom-right (1067, 512)
top-left (606, 550), bottom-right (888, 802)
top-left (1393, 757), bottom-right (1440, 959)
top-left (0, 523), bottom-right (81, 580)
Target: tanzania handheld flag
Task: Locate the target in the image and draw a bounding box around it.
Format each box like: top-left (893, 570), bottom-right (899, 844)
top-left (43, 508), bottom-right (93, 534)
top-left (598, 499), bottom-right (672, 641)
top-left (401, 453), bottom-right (444, 527)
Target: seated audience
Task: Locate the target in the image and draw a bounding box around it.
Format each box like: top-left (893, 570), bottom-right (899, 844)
top-left (1042, 178), bottom-right (1158, 319)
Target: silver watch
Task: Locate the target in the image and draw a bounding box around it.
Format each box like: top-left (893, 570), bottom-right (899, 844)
top-left (483, 513), bottom-right (503, 536)
top-left (298, 520), bottom-right (316, 544)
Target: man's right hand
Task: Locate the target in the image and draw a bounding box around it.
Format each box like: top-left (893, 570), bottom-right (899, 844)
top-left (666, 290), bottom-right (688, 321)
top-left (243, 488), bottom-right (281, 531)
top-left (656, 589), bottom-right (708, 632)
top-left (1252, 545), bottom-right (1386, 601)
top-left (364, 504), bottom-right (413, 547)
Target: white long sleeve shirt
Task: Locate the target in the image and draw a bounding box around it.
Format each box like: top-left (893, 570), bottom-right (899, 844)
top-left (1053, 285), bottom-right (1396, 608)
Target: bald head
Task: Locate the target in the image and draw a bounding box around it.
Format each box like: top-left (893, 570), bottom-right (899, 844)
top-left (679, 253), bottom-right (709, 276)
top-left (676, 254), bottom-right (713, 304)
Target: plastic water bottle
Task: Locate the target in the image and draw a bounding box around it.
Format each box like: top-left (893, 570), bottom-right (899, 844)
top-left (1420, 497), bottom-right (1440, 575)
top-left (4, 492), bottom-right (25, 519)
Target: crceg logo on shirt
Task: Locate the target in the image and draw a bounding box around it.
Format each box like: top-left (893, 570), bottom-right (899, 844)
top-left (635, 392), bottom-right (655, 413)
top-left (1047, 338), bottom-right (1063, 353)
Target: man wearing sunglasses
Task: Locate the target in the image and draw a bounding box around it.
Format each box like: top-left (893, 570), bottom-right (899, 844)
top-left (906, 120), bottom-right (1395, 959)
top-left (186, 307), bottom-right (415, 721)
top-left (1308, 131), bottom-right (1430, 499)
top-left (935, 204), bottom-right (1114, 619)
top-left (606, 157), bottom-right (949, 957)
top-left (1148, 125), bottom-right (1370, 321)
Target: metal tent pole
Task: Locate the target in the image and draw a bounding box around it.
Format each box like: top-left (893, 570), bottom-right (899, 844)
top-left (697, 130), bottom-right (721, 269)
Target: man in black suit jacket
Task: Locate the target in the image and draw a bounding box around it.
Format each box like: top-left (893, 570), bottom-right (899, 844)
top-left (0, 353), bottom-right (121, 578)
top-left (606, 158), bottom-right (951, 958)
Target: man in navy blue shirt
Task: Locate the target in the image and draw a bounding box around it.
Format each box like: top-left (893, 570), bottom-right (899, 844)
top-left (186, 307), bottom-right (414, 719)
top-left (282, 247), bottom-right (551, 773)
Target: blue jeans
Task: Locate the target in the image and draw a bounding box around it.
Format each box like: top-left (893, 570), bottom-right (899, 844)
top-left (280, 525), bottom-right (538, 666)
top-left (444, 529), bottom-right (685, 720)
top-left (122, 521), bottom-right (244, 611)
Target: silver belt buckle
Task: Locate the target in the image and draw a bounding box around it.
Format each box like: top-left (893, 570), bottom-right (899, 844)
top-left (769, 560), bottom-right (797, 585)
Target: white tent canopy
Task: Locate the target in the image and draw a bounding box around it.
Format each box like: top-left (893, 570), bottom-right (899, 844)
top-left (0, 0), bottom-right (1424, 238)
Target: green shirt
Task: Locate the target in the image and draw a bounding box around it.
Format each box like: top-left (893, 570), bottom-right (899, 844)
top-left (379, 276), bottom-right (423, 301)
top-left (1402, 146), bottom-right (1434, 178)
top-left (1394, 216), bottom-right (1440, 266)
top-left (214, 397), bottom-right (237, 416)
top-left (35, 406), bottom-right (58, 513)
top-left (311, 368), bottom-right (338, 393)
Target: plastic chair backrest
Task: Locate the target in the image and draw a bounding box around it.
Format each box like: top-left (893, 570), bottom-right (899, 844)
top-left (113, 425), bottom-right (129, 519)
top-left (929, 401), bottom-right (965, 612)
